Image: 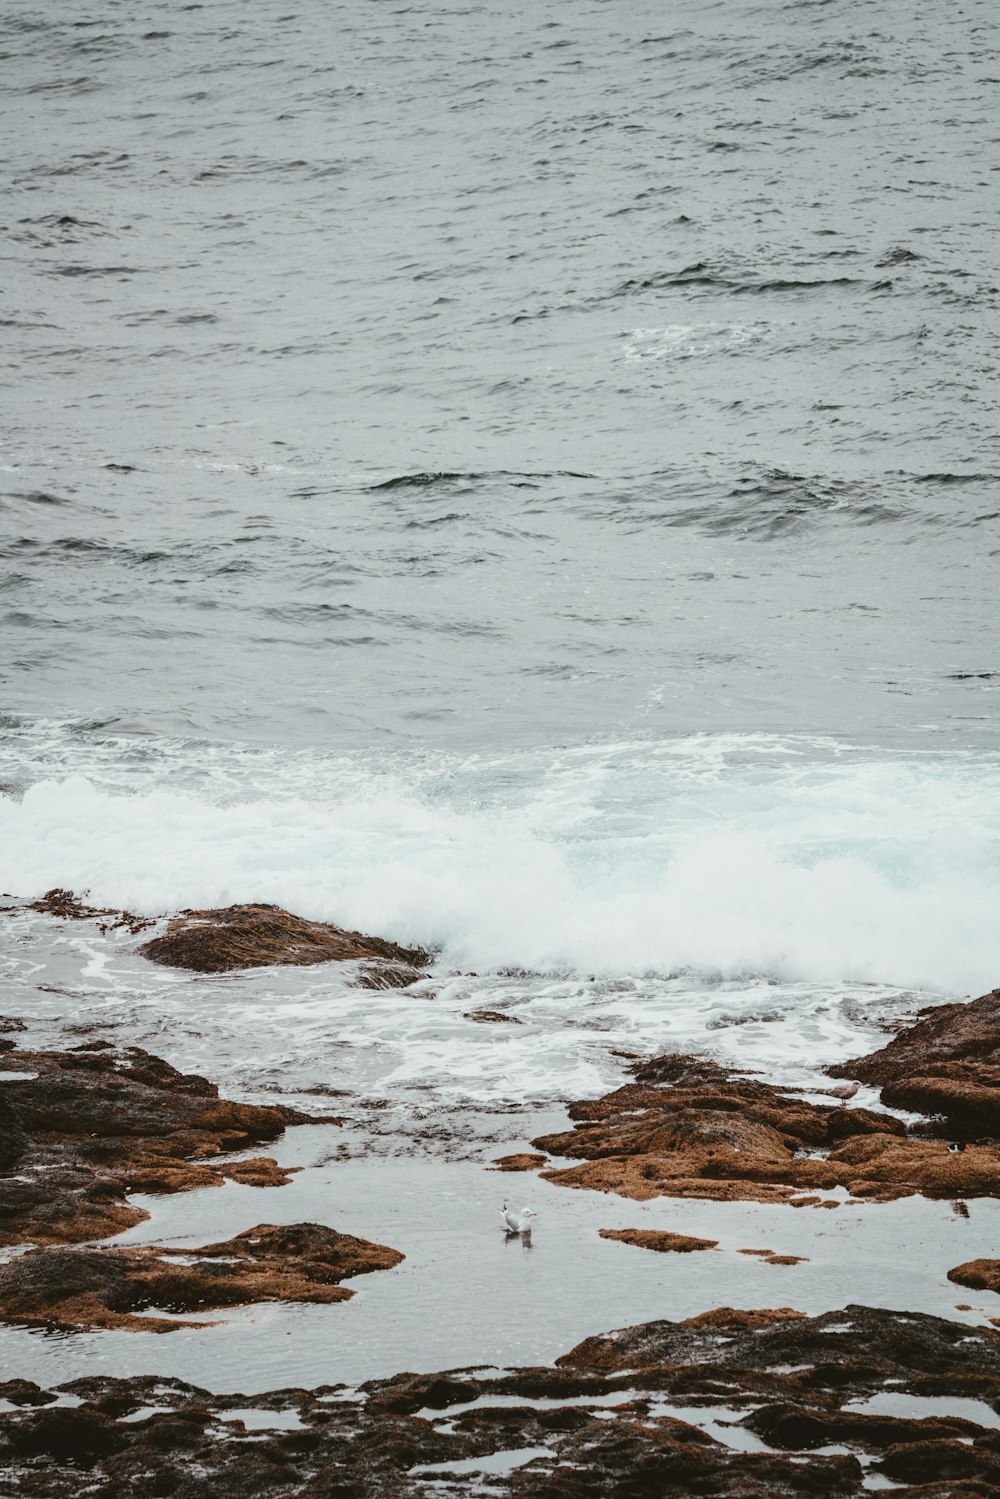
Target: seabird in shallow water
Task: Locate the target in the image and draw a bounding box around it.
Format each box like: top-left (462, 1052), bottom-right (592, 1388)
top-left (501, 1202), bottom-right (538, 1234)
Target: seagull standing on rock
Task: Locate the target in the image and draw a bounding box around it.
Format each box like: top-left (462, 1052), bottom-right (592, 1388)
top-left (827, 1081), bottom-right (859, 1104)
top-left (501, 1203), bottom-right (538, 1236)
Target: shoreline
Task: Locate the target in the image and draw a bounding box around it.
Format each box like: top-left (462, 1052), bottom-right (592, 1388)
top-left (1, 897), bottom-right (999, 1491)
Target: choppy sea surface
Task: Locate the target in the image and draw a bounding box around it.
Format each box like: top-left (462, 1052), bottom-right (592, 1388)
top-left (2, 0), bottom-right (999, 1389)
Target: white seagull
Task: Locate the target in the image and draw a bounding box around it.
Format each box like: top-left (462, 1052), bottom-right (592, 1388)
top-left (501, 1202), bottom-right (538, 1235)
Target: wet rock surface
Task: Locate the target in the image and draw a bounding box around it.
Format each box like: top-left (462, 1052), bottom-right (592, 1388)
top-left (532, 1054), bottom-right (1000, 1206)
top-left (0, 1221), bottom-right (404, 1332)
top-left (23, 887), bottom-right (156, 935)
top-left (599, 1228), bottom-right (719, 1253)
top-left (6, 890), bottom-right (431, 986)
top-left (139, 901), bottom-right (431, 985)
top-left (491, 1151), bottom-right (549, 1171)
top-left (0, 1039), bottom-right (311, 1246)
top-left (949, 1259), bottom-right (1000, 1297)
top-left (1, 1306), bottom-right (998, 1495)
top-left (831, 987), bottom-right (1000, 1137)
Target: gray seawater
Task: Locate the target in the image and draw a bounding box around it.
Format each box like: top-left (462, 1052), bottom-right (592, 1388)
top-left (2, 0), bottom-right (1000, 1393)
top-left (3, 0), bottom-right (999, 748)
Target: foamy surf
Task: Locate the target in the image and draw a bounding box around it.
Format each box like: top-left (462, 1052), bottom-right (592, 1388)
top-left (2, 727), bottom-right (998, 994)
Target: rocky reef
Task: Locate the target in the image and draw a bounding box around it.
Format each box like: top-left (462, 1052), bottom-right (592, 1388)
top-left (0, 1039), bottom-right (311, 1246)
top-left (1, 1305), bottom-right (998, 1495)
top-left (830, 986), bottom-right (1000, 1137)
top-left (0, 1222), bottom-right (404, 1332)
top-left (531, 1052), bottom-right (1000, 1205)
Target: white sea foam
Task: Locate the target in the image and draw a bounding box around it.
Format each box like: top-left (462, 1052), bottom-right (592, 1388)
top-left (2, 733), bottom-right (998, 993)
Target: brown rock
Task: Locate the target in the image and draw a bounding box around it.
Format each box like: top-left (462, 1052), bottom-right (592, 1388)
top-left (138, 902), bottom-right (430, 984)
top-left (948, 1259), bottom-right (1000, 1296)
top-left (24, 887), bottom-right (155, 935)
top-left (831, 989), bottom-right (1000, 1082)
top-left (532, 1054), bottom-right (1000, 1206)
top-left (599, 1228), bottom-right (718, 1253)
top-left (738, 1249), bottom-right (809, 1265)
top-left (0, 1221), bottom-right (404, 1332)
top-left (2, 1305), bottom-right (999, 1497)
top-left (830, 987), bottom-right (1000, 1137)
top-left (680, 1306), bottom-right (807, 1332)
top-left (0, 1041), bottom-right (308, 1247)
top-left (490, 1152), bottom-right (548, 1171)
top-left (222, 1157), bottom-right (301, 1187)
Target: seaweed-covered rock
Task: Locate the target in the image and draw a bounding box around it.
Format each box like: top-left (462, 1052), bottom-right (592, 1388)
top-left (0, 1041), bottom-right (311, 1246)
top-left (599, 1228), bottom-right (718, 1253)
top-left (2, 1306), bottom-right (998, 1495)
top-left (139, 902), bottom-right (430, 985)
top-left (830, 988), bottom-right (1000, 1137)
top-left (532, 1054), bottom-right (1000, 1205)
top-left (0, 1222), bottom-right (404, 1332)
top-left (948, 1259), bottom-right (1000, 1296)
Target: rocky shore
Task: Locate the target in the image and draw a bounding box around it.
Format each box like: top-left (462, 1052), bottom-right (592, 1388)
top-left (2, 895), bottom-right (999, 1494)
top-left (0, 1037), bottom-right (305, 1246)
top-left (530, 1049), bottom-right (1000, 1206)
top-left (1, 1305), bottom-right (998, 1496)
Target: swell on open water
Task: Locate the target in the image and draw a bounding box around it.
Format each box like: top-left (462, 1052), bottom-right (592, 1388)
top-left (2, 0), bottom-right (1000, 1085)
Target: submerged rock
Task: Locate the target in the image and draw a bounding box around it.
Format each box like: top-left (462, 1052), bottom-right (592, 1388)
top-left (0, 1221), bottom-right (404, 1332)
top-left (1, 1306), bottom-right (998, 1494)
top-left (599, 1228), bottom-right (718, 1253)
top-left (830, 987), bottom-right (1000, 1136)
top-left (532, 1053), bottom-right (1000, 1205)
top-left (138, 902), bottom-right (430, 985)
top-left (0, 1040), bottom-right (313, 1246)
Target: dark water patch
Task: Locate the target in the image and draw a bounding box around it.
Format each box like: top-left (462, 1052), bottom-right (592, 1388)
top-left (605, 469), bottom-right (924, 540)
top-left (909, 472), bottom-right (1000, 486)
top-left (371, 470), bottom-right (594, 491)
top-left (613, 262), bottom-right (865, 298)
top-left (27, 152), bottom-right (130, 176)
top-left (22, 75), bottom-right (103, 94)
top-left (3, 491), bottom-right (71, 507)
top-left (43, 264), bottom-right (144, 279)
top-left (193, 155), bottom-right (348, 181)
top-left (878, 247), bottom-right (923, 266)
top-left (402, 511), bottom-right (468, 529)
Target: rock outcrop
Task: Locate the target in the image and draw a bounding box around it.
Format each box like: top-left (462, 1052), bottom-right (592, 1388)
top-left (532, 1054), bottom-right (1000, 1205)
top-left (830, 987), bottom-right (1000, 1137)
top-left (0, 1222), bottom-right (404, 1332)
top-left (139, 903), bottom-right (430, 985)
top-left (1, 1306), bottom-right (998, 1495)
top-left (12, 890), bottom-right (431, 986)
top-left (0, 1040), bottom-right (311, 1246)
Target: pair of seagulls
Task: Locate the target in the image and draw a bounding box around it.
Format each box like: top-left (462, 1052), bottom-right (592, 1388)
top-left (501, 1202), bottom-right (537, 1236)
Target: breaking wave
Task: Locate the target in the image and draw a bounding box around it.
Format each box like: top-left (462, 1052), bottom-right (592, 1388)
top-left (2, 733), bottom-right (998, 994)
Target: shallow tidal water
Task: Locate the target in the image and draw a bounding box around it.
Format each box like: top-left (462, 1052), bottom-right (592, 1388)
top-left (1, 0), bottom-right (999, 1407)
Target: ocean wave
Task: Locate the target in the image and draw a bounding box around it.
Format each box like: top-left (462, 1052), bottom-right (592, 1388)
top-left (2, 736), bottom-right (998, 994)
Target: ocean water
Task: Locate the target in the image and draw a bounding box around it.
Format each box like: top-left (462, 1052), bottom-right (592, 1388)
top-left (1, 0), bottom-right (999, 1390)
